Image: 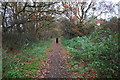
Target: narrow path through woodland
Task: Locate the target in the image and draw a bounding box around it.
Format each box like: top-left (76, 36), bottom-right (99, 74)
top-left (38, 38), bottom-right (70, 78)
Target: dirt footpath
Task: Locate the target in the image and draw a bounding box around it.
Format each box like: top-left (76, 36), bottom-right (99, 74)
top-left (38, 38), bottom-right (70, 78)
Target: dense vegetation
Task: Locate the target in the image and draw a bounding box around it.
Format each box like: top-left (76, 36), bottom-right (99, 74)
top-left (62, 28), bottom-right (120, 78)
top-left (2, 39), bottom-right (53, 78)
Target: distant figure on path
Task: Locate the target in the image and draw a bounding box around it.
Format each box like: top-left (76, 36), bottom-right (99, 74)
top-left (56, 38), bottom-right (58, 43)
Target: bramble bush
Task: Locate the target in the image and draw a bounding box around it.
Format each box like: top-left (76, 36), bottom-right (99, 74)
top-left (62, 28), bottom-right (120, 78)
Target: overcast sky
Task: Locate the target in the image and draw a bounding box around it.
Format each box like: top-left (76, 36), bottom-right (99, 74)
top-left (98, 0), bottom-right (119, 19)
top-left (26, 0), bottom-right (120, 3)
top-left (1, 0), bottom-right (119, 19)
top-left (1, 0), bottom-right (119, 3)
top-left (103, 0), bottom-right (120, 3)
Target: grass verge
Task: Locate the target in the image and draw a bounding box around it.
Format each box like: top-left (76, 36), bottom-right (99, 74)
top-left (2, 39), bottom-right (53, 78)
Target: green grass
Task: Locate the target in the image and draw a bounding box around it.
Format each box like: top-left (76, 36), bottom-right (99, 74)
top-left (62, 29), bottom-right (120, 78)
top-left (2, 39), bottom-right (53, 78)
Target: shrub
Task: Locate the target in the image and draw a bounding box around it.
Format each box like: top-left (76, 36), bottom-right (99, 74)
top-left (62, 29), bottom-right (120, 78)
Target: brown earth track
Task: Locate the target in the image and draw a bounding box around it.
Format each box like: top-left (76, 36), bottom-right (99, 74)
top-left (37, 38), bottom-right (70, 78)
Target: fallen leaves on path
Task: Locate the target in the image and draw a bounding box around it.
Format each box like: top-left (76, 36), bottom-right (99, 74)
top-left (36, 39), bottom-right (70, 78)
